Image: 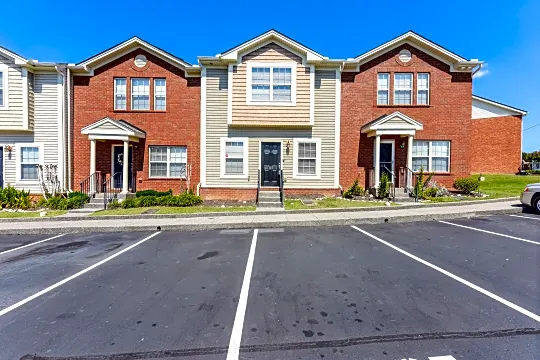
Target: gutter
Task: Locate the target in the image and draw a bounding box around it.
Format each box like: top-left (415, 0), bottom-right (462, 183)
top-left (472, 62), bottom-right (483, 77)
top-left (54, 64), bottom-right (69, 191)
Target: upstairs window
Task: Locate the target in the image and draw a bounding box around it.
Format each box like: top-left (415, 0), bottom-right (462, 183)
top-left (0, 66), bottom-right (7, 109)
top-left (248, 64), bottom-right (295, 105)
top-left (131, 78), bottom-right (150, 110)
top-left (377, 73), bottom-right (389, 105)
top-left (154, 79), bottom-right (166, 111)
top-left (417, 73), bottom-right (430, 105)
top-left (394, 73), bottom-right (413, 105)
top-left (114, 78), bottom-right (126, 110)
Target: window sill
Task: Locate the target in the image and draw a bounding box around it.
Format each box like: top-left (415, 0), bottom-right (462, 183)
top-left (292, 175), bottom-right (321, 180)
top-left (413, 172), bottom-right (452, 176)
top-left (113, 110), bottom-right (167, 113)
top-left (147, 177), bottom-right (186, 180)
top-left (246, 101), bottom-right (296, 107)
top-left (220, 174), bottom-right (249, 179)
top-left (377, 104), bottom-right (431, 108)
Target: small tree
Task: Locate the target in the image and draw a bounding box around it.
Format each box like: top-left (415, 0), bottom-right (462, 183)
top-left (37, 164), bottom-right (61, 200)
top-left (378, 173), bottom-right (390, 199)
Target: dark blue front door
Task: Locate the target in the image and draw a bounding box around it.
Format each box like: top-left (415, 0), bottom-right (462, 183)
top-left (113, 146), bottom-right (132, 190)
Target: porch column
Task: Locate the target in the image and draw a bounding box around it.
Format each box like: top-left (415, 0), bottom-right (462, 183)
top-left (90, 139), bottom-right (96, 193)
top-left (122, 140), bottom-right (129, 193)
top-left (407, 135), bottom-right (413, 188)
top-left (374, 135), bottom-right (381, 187)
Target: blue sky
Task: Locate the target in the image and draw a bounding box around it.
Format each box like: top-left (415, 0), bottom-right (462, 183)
top-left (1, 0), bottom-right (538, 151)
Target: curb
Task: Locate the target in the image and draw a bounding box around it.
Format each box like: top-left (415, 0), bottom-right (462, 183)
top-left (0, 206), bottom-right (523, 235)
top-left (0, 197), bottom-right (520, 223)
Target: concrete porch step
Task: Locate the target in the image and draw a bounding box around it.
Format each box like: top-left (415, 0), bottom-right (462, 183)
top-left (84, 202), bottom-right (107, 209)
top-left (259, 193), bottom-right (281, 200)
top-left (257, 201), bottom-right (283, 208)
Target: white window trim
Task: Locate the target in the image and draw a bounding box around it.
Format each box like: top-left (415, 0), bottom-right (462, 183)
top-left (412, 140), bottom-right (451, 173)
top-left (114, 77), bottom-right (126, 110)
top-left (417, 73), bottom-right (430, 105)
top-left (131, 78), bottom-right (150, 110)
top-left (148, 146), bottom-right (187, 179)
top-left (220, 137), bottom-right (249, 179)
top-left (0, 64), bottom-right (9, 111)
top-left (293, 138), bottom-right (321, 179)
top-left (377, 73), bottom-right (389, 105)
top-left (246, 62), bottom-right (296, 106)
top-left (154, 78), bottom-right (166, 111)
top-left (15, 142), bottom-right (44, 183)
top-left (393, 73), bottom-right (413, 105)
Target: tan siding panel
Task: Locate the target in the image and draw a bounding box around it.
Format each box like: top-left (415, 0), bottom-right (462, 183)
top-left (28, 72), bottom-right (34, 129)
top-left (0, 55), bottom-right (24, 128)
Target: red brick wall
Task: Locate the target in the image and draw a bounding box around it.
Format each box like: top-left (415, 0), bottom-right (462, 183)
top-left (340, 44), bottom-right (472, 189)
top-left (72, 49), bottom-right (200, 194)
top-left (470, 115), bottom-right (522, 174)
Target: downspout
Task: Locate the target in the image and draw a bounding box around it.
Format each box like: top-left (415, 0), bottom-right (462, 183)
top-left (54, 64), bottom-right (68, 191)
top-left (471, 63), bottom-right (483, 77)
top-left (66, 67), bottom-right (72, 191)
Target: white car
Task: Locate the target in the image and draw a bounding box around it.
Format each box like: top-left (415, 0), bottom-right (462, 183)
top-left (521, 183), bottom-right (540, 213)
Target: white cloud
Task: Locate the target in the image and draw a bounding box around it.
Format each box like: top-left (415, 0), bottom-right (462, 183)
top-left (473, 63), bottom-right (489, 79)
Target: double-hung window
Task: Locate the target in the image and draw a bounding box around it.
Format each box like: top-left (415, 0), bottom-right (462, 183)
top-left (114, 78), bottom-right (126, 110)
top-left (221, 138), bottom-right (248, 177)
top-left (293, 138), bottom-right (321, 178)
top-left (0, 65), bottom-right (7, 109)
top-left (131, 78), bottom-right (150, 110)
top-left (412, 140), bottom-right (450, 172)
top-left (377, 73), bottom-right (389, 105)
top-left (154, 79), bottom-right (166, 111)
top-left (249, 64), bottom-right (294, 104)
top-left (19, 145), bottom-right (40, 180)
top-left (394, 73), bottom-right (413, 105)
top-left (149, 146), bottom-right (187, 178)
top-left (417, 73), bottom-right (429, 105)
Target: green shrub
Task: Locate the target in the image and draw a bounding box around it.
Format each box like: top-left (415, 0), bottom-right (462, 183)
top-left (136, 189), bottom-right (172, 198)
top-left (422, 187), bottom-right (438, 198)
top-left (343, 179), bottom-right (364, 198)
top-left (107, 199), bottom-right (121, 209)
top-left (453, 177), bottom-right (479, 194)
top-left (0, 186), bottom-right (32, 209)
top-left (137, 196), bottom-right (158, 207)
top-left (177, 192), bottom-right (203, 206)
top-left (414, 167), bottom-right (434, 199)
top-left (378, 173), bottom-right (390, 199)
top-left (121, 198), bottom-right (138, 209)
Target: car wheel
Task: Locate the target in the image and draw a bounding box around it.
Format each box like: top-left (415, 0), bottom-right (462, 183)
top-left (533, 195), bottom-right (540, 214)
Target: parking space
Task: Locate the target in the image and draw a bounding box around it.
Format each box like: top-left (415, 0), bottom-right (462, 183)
top-left (0, 214), bottom-right (538, 360)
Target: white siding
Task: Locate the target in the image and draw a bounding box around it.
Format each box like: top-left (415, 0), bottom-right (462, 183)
top-left (472, 98), bottom-right (522, 119)
top-left (0, 55), bottom-right (24, 128)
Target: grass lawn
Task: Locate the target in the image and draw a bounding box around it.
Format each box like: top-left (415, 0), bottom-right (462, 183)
top-left (285, 198), bottom-right (396, 210)
top-left (474, 174), bottom-right (540, 198)
top-left (91, 205), bottom-right (256, 216)
top-left (0, 210), bottom-right (67, 218)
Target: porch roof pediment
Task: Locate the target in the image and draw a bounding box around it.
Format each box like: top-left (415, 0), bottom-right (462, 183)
top-left (81, 117), bottom-right (146, 141)
top-left (361, 112), bottom-right (423, 136)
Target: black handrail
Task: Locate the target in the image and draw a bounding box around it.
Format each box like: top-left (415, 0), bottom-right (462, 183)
top-left (279, 168), bottom-right (284, 204)
top-left (256, 169), bottom-right (261, 205)
top-left (381, 165), bottom-right (396, 201)
top-left (102, 172), bottom-right (122, 209)
top-left (403, 166), bottom-right (419, 202)
top-left (79, 171), bottom-right (101, 208)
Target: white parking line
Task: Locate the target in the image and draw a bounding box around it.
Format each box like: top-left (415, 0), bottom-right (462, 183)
top-left (0, 234), bottom-right (65, 256)
top-left (351, 226), bottom-right (540, 324)
top-left (226, 229), bottom-right (259, 360)
top-left (439, 220), bottom-right (540, 245)
top-left (0, 231), bottom-right (161, 318)
top-left (509, 214), bottom-right (540, 221)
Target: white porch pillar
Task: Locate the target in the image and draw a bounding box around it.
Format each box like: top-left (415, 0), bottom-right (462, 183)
top-left (90, 139), bottom-right (96, 193)
top-left (407, 135), bottom-right (413, 188)
top-left (374, 135), bottom-right (381, 187)
top-left (122, 140), bottom-right (129, 193)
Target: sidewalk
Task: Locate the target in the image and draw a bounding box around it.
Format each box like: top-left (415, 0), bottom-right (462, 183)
top-left (0, 200), bottom-right (522, 235)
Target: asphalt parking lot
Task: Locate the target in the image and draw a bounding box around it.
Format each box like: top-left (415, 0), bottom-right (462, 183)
top-left (0, 214), bottom-right (538, 360)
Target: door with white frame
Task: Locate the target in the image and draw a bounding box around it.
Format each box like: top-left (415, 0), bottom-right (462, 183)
top-left (379, 140), bottom-right (394, 183)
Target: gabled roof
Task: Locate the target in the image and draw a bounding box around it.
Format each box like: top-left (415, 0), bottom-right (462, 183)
top-left (361, 112), bottom-right (424, 133)
top-left (73, 37), bottom-right (199, 76)
top-left (81, 117), bottom-right (146, 139)
top-left (0, 45), bottom-right (27, 64)
top-left (198, 29), bottom-right (343, 66)
top-left (472, 95), bottom-right (527, 116)
top-left (345, 31), bottom-right (482, 72)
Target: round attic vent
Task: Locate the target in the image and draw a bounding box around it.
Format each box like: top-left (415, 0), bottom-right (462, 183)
top-left (134, 55), bottom-right (147, 68)
top-left (399, 49), bottom-right (412, 62)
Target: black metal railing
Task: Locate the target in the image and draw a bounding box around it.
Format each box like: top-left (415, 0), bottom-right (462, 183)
top-left (256, 170), bottom-right (261, 205)
top-left (381, 165), bottom-right (396, 201)
top-left (402, 166), bottom-right (419, 202)
top-left (102, 172), bottom-right (122, 209)
top-left (279, 168), bottom-right (284, 204)
top-left (79, 171), bottom-right (101, 208)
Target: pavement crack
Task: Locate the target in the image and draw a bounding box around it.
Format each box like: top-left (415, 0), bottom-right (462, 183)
top-left (21, 327), bottom-right (540, 359)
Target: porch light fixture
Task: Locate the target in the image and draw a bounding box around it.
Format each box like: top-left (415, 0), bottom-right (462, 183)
top-left (286, 140), bottom-right (291, 154)
top-left (400, 140), bottom-right (405, 149)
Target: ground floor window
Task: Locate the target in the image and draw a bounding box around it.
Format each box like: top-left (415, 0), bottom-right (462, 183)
top-left (293, 138), bottom-right (321, 178)
top-left (149, 146), bottom-right (187, 178)
top-left (412, 140), bottom-right (450, 172)
top-left (220, 137), bottom-right (249, 178)
top-left (16, 143), bottom-right (43, 181)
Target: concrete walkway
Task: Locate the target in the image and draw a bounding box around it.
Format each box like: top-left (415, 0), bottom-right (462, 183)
top-left (0, 200), bottom-right (523, 234)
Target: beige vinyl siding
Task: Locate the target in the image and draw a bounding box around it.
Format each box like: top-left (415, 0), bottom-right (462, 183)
top-left (0, 55), bottom-right (24, 128)
top-left (0, 134), bottom-right (34, 191)
top-left (27, 71), bottom-right (34, 129)
top-left (34, 72), bottom-right (60, 170)
top-left (205, 67), bottom-right (337, 189)
top-left (232, 43), bottom-right (310, 125)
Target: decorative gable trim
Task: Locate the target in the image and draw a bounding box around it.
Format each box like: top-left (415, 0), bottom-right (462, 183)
top-left (81, 117), bottom-right (146, 141)
top-left (361, 111), bottom-right (424, 135)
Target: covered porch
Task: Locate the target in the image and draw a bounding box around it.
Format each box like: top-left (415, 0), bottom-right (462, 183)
top-left (361, 112), bottom-right (423, 190)
top-left (80, 117), bottom-right (146, 195)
